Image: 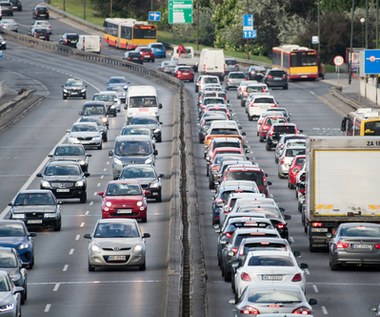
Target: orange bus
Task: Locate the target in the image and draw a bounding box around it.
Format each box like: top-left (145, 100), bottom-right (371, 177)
top-left (341, 108), bottom-right (380, 136)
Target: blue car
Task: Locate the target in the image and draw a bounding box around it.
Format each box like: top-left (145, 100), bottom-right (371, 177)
top-left (0, 220), bottom-right (35, 269)
top-left (148, 42), bottom-right (166, 58)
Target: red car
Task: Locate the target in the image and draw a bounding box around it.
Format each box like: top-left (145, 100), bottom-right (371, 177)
top-left (134, 46), bottom-right (155, 62)
top-left (258, 115), bottom-right (287, 142)
top-left (98, 180), bottom-right (148, 222)
top-left (174, 65), bottom-right (194, 82)
top-left (288, 155), bottom-right (306, 189)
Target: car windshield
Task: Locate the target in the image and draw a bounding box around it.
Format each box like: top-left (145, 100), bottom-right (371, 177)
top-left (225, 59), bottom-right (237, 65)
top-left (210, 128), bottom-right (239, 135)
top-left (106, 183), bottom-right (142, 196)
top-left (45, 164), bottom-right (81, 176)
top-left (15, 193), bottom-right (55, 206)
top-left (204, 78), bottom-right (219, 84)
top-left (93, 95), bottom-right (114, 102)
top-left (109, 78), bottom-right (126, 84)
top-left (255, 97), bottom-right (274, 103)
top-left (121, 167), bottom-right (156, 179)
top-left (71, 124), bottom-right (97, 132)
top-left (65, 80), bottom-right (83, 87)
top-left (121, 127), bottom-right (150, 136)
top-left (229, 73), bottom-right (245, 79)
top-left (94, 223), bottom-right (139, 238)
top-left (0, 254), bottom-right (16, 268)
top-left (0, 223), bottom-right (26, 237)
top-left (226, 171), bottom-right (264, 185)
top-left (341, 225), bottom-right (380, 237)
top-left (83, 106), bottom-right (105, 116)
top-left (129, 97), bottom-right (157, 108)
top-left (0, 276), bottom-right (10, 292)
top-left (115, 141), bottom-right (152, 156)
top-left (247, 86), bottom-right (265, 93)
top-left (248, 255), bottom-right (293, 266)
top-left (54, 146), bottom-right (85, 156)
top-left (247, 290), bottom-right (302, 304)
top-left (130, 117), bottom-right (157, 125)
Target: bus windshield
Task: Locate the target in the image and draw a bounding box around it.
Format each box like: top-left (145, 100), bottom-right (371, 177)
top-left (290, 52), bottom-right (317, 67)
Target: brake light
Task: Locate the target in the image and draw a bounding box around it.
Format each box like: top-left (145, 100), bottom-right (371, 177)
top-left (261, 87), bottom-right (266, 92)
top-left (267, 75), bottom-right (274, 79)
top-left (292, 307), bottom-right (312, 314)
top-left (375, 243), bottom-right (380, 249)
top-left (215, 198), bottom-right (223, 205)
top-left (277, 223), bottom-right (285, 229)
top-left (203, 64), bottom-right (206, 72)
top-left (225, 232), bottom-right (233, 239)
top-left (280, 158), bottom-right (285, 165)
top-left (231, 247), bottom-right (238, 254)
top-left (239, 306), bottom-right (260, 314)
top-left (336, 241), bottom-right (349, 249)
top-left (292, 273), bottom-right (302, 282)
top-left (312, 222), bottom-right (324, 227)
top-left (240, 272), bottom-right (251, 281)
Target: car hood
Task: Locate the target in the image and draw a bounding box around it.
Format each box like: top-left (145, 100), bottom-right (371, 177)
top-left (132, 177), bottom-right (157, 186)
top-left (12, 205), bottom-right (57, 213)
top-left (64, 86), bottom-right (85, 90)
top-left (0, 267), bottom-right (18, 277)
top-left (70, 132), bottom-right (101, 138)
top-left (0, 292), bottom-right (14, 305)
top-left (118, 155), bottom-right (153, 165)
top-left (51, 155), bottom-right (86, 162)
top-left (0, 237), bottom-right (27, 247)
top-left (103, 196), bottom-right (143, 203)
top-left (93, 237), bottom-right (143, 248)
top-left (43, 175), bottom-right (82, 181)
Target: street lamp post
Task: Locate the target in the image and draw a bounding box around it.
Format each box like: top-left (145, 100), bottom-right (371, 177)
top-left (317, 0), bottom-right (320, 56)
top-left (360, 18), bottom-right (366, 48)
top-left (348, 0), bottom-right (355, 84)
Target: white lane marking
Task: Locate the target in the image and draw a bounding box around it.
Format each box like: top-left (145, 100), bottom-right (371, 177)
top-left (29, 279), bottom-right (162, 286)
top-left (89, 201), bottom-right (94, 206)
top-left (103, 168), bottom-right (107, 172)
top-left (313, 284), bottom-right (318, 293)
top-left (53, 283), bottom-right (60, 292)
top-left (304, 268), bottom-right (310, 275)
top-left (93, 191), bottom-right (97, 196)
top-left (69, 249), bottom-right (74, 255)
top-left (80, 222), bottom-right (85, 227)
top-left (75, 235), bottom-right (80, 241)
top-left (289, 236), bottom-right (294, 243)
top-left (97, 183), bottom-right (101, 187)
top-left (44, 304), bottom-right (51, 312)
top-left (63, 264), bottom-right (69, 272)
top-left (101, 175), bottom-right (104, 179)
top-left (85, 210), bottom-right (90, 216)
top-left (106, 162), bottom-right (110, 165)
top-left (322, 306), bottom-right (328, 314)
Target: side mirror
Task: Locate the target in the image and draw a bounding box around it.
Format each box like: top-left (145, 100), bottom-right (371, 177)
top-left (97, 191), bottom-right (104, 197)
top-left (158, 173), bottom-right (164, 178)
top-left (66, 129), bottom-right (70, 133)
top-left (83, 233), bottom-right (91, 239)
top-left (267, 181), bottom-right (272, 186)
top-left (279, 207), bottom-right (285, 212)
top-left (13, 287), bottom-right (24, 295)
top-left (300, 263), bottom-right (309, 269)
top-left (241, 132), bottom-right (246, 136)
top-left (48, 154), bottom-right (53, 157)
top-left (84, 172), bottom-right (90, 177)
top-left (143, 233), bottom-right (151, 238)
top-left (308, 298), bottom-right (318, 306)
top-left (228, 298), bottom-right (236, 305)
top-left (8, 203), bottom-right (12, 207)
top-left (36, 173), bottom-right (42, 177)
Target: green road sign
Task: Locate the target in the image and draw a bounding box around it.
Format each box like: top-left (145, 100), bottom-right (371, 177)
top-left (168, 0), bottom-right (193, 24)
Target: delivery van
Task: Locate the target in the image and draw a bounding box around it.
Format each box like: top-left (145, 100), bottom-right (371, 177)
top-left (198, 48), bottom-right (225, 80)
top-left (76, 35), bottom-right (101, 53)
top-left (125, 85), bottom-right (162, 123)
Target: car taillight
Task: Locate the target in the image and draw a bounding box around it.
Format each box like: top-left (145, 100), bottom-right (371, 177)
top-left (267, 75), bottom-right (274, 79)
top-left (239, 306), bottom-right (260, 314)
top-left (292, 307), bottom-right (312, 314)
top-left (292, 273), bottom-right (302, 282)
top-left (212, 166), bottom-right (220, 171)
top-left (277, 223), bottom-right (285, 229)
top-left (280, 158), bottom-right (285, 165)
top-left (293, 167), bottom-right (300, 173)
top-left (240, 272), bottom-right (251, 281)
top-left (375, 243), bottom-right (380, 249)
top-left (336, 241), bottom-right (350, 249)
top-left (225, 232), bottom-right (233, 239)
top-left (231, 247), bottom-right (238, 255)
top-left (312, 222), bottom-right (324, 227)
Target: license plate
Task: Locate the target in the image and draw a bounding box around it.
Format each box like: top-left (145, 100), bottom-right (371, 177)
top-left (262, 274), bottom-right (283, 281)
top-left (28, 220), bottom-right (42, 224)
top-left (117, 209), bottom-right (132, 214)
top-left (108, 255), bottom-right (126, 261)
top-left (56, 189), bottom-right (70, 192)
top-left (352, 244), bottom-right (373, 250)
top-left (311, 228), bottom-right (328, 232)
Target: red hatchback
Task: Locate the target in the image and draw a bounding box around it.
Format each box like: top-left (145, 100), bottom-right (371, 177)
top-left (135, 46), bottom-right (155, 62)
top-left (174, 66), bottom-right (194, 82)
top-left (258, 115), bottom-right (287, 142)
top-left (288, 155), bottom-right (306, 189)
top-left (98, 180), bottom-right (148, 222)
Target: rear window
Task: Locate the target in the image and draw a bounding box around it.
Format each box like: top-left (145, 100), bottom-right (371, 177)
top-left (226, 171), bottom-right (264, 185)
top-left (285, 148), bottom-right (306, 157)
top-left (274, 126), bottom-right (296, 134)
top-left (204, 78), bottom-right (219, 84)
top-left (254, 97), bottom-right (274, 103)
top-left (229, 73), bottom-right (245, 79)
top-left (67, 34), bottom-right (79, 40)
top-left (210, 128), bottom-right (239, 135)
top-left (248, 256), bottom-right (293, 266)
top-left (269, 70), bottom-right (286, 77)
top-left (140, 48), bottom-right (151, 52)
top-left (225, 59), bottom-right (237, 65)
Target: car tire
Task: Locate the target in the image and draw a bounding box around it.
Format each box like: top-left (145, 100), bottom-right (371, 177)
top-left (156, 136), bottom-right (162, 143)
top-left (29, 255), bottom-right (34, 269)
top-left (88, 263), bottom-right (95, 272)
top-left (54, 219), bottom-right (62, 232)
top-left (209, 179), bottom-right (214, 190)
top-left (97, 143), bottom-right (102, 150)
top-left (141, 216), bottom-right (147, 223)
top-left (329, 257), bottom-right (340, 271)
top-left (248, 116), bottom-right (253, 121)
top-left (80, 192), bottom-right (87, 204)
top-left (83, 94), bottom-right (86, 99)
top-left (63, 95), bottom-right (67, 100)
top-left (240, 101), bottom-right (244, 107)
top-left (103, 135), bottom-right (108, 142)
top-left (284, 84), bottom-right (288, 90)
top-left (265, 144), bottom-right (271, 151)
top-left (21, 284), bottom-right (27, 304)
top-left (224, 270), bottom-right (231, 282)
top-left (139, 262), bottom-right (146, 271)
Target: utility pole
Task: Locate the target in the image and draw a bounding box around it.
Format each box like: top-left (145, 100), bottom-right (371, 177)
top-left (365, 0), bottom-right (369, 48)
top-left (83, 0), bottom-right (86, 20)
top-left (246, 0), bottom-right (249, 60)
top-left (196, 0), bottom-right (200, 50)
top-left (317, 0), bottom-right (321, 56)
top-left (349, 0), bottom-right (355, 84)
top-left (63, 0), bottom-right (66, 11)
top-left (110, 0), bottom-right (112, 16)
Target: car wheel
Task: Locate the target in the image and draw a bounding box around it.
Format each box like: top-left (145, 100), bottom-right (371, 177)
top-left (139, 262), bottom-right (146, 271)
top-left (103, 135), bottom-right (108, 142)
top-left (298, 202), bottom-right (303, 212)
top-left (240, 101), bottom-right (244, 107)
top-left (54, 219), bottom-right (62, 232)
top-left (98, 143), bottom-right (102, 150)
top-left (83, 94), bottom-right (86, 99)
top-left (80, 192), bottom-right (87, 204)
top-left (224, 270), bottom-right (231, 282)
top-left (209, 179), bottom-right (214, 190)
top-left (284, 84), bottom-right (288, 90)
top-left (141, 216), bottom-right (147, 223)
top-left (195, 86), bottom-right (198, 93)
top-left (329, 257), bottom-right (340, 271)
top-left (63, 95), bottom-right (67, 100)
top-left (21, 284), bottom-right (27, 304)
top-left (265, 144), bottom-right (271, 151)
top-left (29, 255), bottom-right (34, 269)
top-left (248, 116), bottom-right (253, 121)
top-left (156, 136), bottom-right (162, 143)
top-left (88, 263), bottom-right (95, 272)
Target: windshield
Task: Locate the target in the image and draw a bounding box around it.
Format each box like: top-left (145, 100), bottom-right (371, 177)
top-left (226, 171), bottom-right (264, 185)
top-left (115, 140), bottom-right (152, 156)
top-left (121, 167), bottom-right (156, 179)
top-left (54, 146), bottom-right (85, 156)
top-left (130, 117), bottom-right (157, 125)
top-left (45, 164), bottom-right (81, 176)
top-left (0, 223), bottom-right (26, 237)
top-left (71, 124), bottom-right (97, 132)
top-left (94, 223), bottom-right (139, 238)
top-left (83, 106), bottom-right (105, 116)
top-left (106, 183), bottom-right (142, 196)
top-left (247, 290), bottom-right (302, 304)
top-left (15, 193), bottom-right (55, 206)
top-left (129, 96), bottom-right (157, 108)
top-left (93, 95), bottom-right (114, 102)
top-left (0, 254), bottom-right (16, 268)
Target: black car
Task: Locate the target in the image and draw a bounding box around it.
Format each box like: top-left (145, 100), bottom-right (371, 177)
top-left (247, 65), bottom-right (266, 81)
top-left (9, 0), bottom-right (21, 11)
top-left (129, 115), bottom-right (162, 142)
top-left (31, 28), bottom-right (49, 41)
top-left (62, 78), bottom-right (87, 99)
top-left (58, 32), bottom-right (79, 48)
top-left (263, 68), bottom-right (289, 90)
top-left (36, 161), bottom-right (90, 203)
top-left (32, 5), bottom-right (49, 19)
top-left (49, 143), bottom-right (92, 172)
top-left (124, 51), bottom-right (144, 64)
top-left (119, 164), bottom-right (163, 202)
top-left (79, 117), bottom-right (108, 142)
top-left (9, 189), bottom-right (61, 231)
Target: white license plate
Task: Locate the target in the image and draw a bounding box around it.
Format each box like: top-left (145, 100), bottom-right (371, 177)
top-left (56, 189), bottom-right (70, 192)
top-left (352, 244), bottom-right (373, 250)
top-left (117, 209), bottom-right (132, 214)
top-left (262, 275), bottom-right (283, 281)
top-left (311, 228), bottom-right (328, 232)
top-left (108, 255), bottom-right (126, 261)
top-left (28, 220), bottom-right (42, 224)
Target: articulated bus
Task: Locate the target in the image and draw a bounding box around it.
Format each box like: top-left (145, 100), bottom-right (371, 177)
top-left (341, 108), bottom-right (380, 136)
top-left (103, 18), bottom-right (157, 50)
top-left (272, 45), bottom-right (319, 80)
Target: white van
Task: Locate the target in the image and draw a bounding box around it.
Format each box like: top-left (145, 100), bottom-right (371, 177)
top-left (198, 48), bottom-right (225, 80)
top-left (125, 85), bottom-right (162, 123)
top-left (76, 35), bottom-right (101, 53)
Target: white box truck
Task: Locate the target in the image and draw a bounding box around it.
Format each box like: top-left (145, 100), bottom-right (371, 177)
top-left (304, 136), bottom-right (380, 251)
top-left (76, 35), bottom-right (101, 54)
top-left (198, 48), bottom-right (225, 80)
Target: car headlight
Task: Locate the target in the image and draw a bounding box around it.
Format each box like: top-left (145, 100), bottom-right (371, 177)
top-left (75, 180), bottom-right (84, 187)
top-left (44, 213), bottom-right (57, 218)
top-left (133, 244), bottom-right (143, 252)
top-left (93, 136), bottom-right (101, 141)
top-left (79, 160), bottom-right (86, 166)
top-left (153, 128), bottom-right (160, 134)
top-left (110, 105), bottom-right (116, 109)
top-left (150, 180), bottom-right (159, 188)
top-left (102, 117), bottom-right (108, 123)
top-left (68, 136), bottom-right (79, 143)
top-left (18, 243), bottom-right (29, 250)
top-left (12, 214), bottom-right (25, 219)
top-left (113, 157), bottom-right (123, 166)
top-left (63, 89), bottom-right (68, 93)
top-left (145, 158), bottom-right (153, 164)
top-left (41, 180), bottom-right (51, 188)
top-left (90, 244), bottom-right (102, 253)
top-left (0, 304), bottom-right (14, 312)
top-left (81, 89), bottom-right (86, 93)
top-left (137, 201), bottom-right (143, 206)
top-left (105, 201), bottom-right (112, 207)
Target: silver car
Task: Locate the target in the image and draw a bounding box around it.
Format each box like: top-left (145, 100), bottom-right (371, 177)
top-left (66, 122), bottom-right (103, 150)
top-left (329, 222), bottom-right (380, 270)
top-left (225, 71), bottom-right (246, 90)
top-left (0, 18), bottom-right (18, 32)
top-left (84, 218), bottom-right (150, 271)
top-left (0, 270), bottom-right (23, 316)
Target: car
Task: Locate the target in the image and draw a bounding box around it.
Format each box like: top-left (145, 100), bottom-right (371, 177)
top-left (277, 146), bottom-right (306, 178)
top-left (236, 80), bottom-right (259, 99)
top-left (266, 123), bottom-right (303, 151)
top-left (32, 5), bottom-right (49, 19)
top-left (98, 180), bottom-right (148, 222)
top-left (256, 111), bottom-right (286, 136)
top-left (9, 0), bottom-right (21, 11)
top-left (0, 271), bottom-right (24, 315)
top-left (109, 135), bottom-right (158, 179)
top-left (30, 20), bottom-right (51, 34)
top-left (198, 112), bottom-right (229, 143)
top-left (329, 222), bottom-right (380, 270)
top-left (158, 60), bottom-right (177, 74)
top-left (124, 51), bottom-right (144, 64)
top-left (274, 134), bottom-right (307, 163)
top-left (66, 122), bottom-right (103, 150)
top-left (0, 1), bottom-right (13, 16)
top-left (195, 75), bottom-right (221, 93)
top-left (119, 164), bottom-right (163, 202)
top-left (198, 96), bottom-right (228, 118)
top-left (92, 91), bottom-right (120, 116)
top-left (207, 147), bottom-right (244, 180)
top-left (58, 32), bottom-right (79, 48)
top-left (204, 120), bottom-right (246, 147)
top-left (84, 218), bottom-right (151, 271)
top-left (0, 220), bottom-right (35, 269)
top-left (265, 107), bottom-right (291, 122)
top-left (31, 28), bottom-right (49, 41)
top-left (0, 18), bottom-right (18, 32)
top-left (62, 78), bottom-right (87, 99)
top-left (174, 65), bottom-right (194, 82)
top-left (129, 115), bottom-right (162, 142)
top-left (80, 101), bottom-right (109, 128)
top-left (0, 35), bottom-right (6, 49)
top-left (245, 94), bottom-right (278, 121)
top-left (106, 85), bottom-right (126, 104)
top-left (79, 116), bottom-right (108, 143)
top-left (205, 137), bottom-right (245, 161)
top-left (233, 250), bottom-right (308, 298)
top-left (36, 160), bottom-right (90, 203)
top-left (8, 189), bottom-right (62, 232)
top-left (106, 76), bottom-right (129, 90)
top-left (240, 83), bottom-right (269, 107)
top-left (229, 284), bottom-right (317, 315)
top-left (247, 65), bottom-right (266, 81)
top-left (288, 155), bottom-right (306, 189)
top-left (148, 42), bottom-right (166, 58)
top-left (0, 248), bottom-right (27, 304)
top-left (258, 115), bottom-right (287, 142)
top-left (224, 57), bottom-right (240, 73)
top-left (48, 143), bottom-right (92, 172)
top-left (134, 46), bottom-right (155, 62)
top-left (198, 90), bottom-right (228, 106)
top-left (263, 68), bottom-right (289, 90)
top-left (225, 71), bottom-right (246, 90)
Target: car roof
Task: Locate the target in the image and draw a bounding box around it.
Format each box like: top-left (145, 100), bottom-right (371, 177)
top-left (17, 189), bottom-right (54, 195)
top-left (107, 179), bottom-right (141, 185)
top-left (72, 121), bottom-right (98, 127)
top-left (97, 218), bottom-right (137, 225)
top-left (83, 101), bottom-right (106, 106)
top-left (245, 249), bottom-right (293, 257)
top-left (115, 135), bottom-right (152, 142)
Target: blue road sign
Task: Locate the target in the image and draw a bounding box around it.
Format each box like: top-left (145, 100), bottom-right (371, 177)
top-left (363, 49), bottom-right (380, 75)
top-left (148, 11), bottom-right (161, 22)
top-left (243, 14), bottom-right (254, 30)
top-left (243, 30), bottom-right (257, 39)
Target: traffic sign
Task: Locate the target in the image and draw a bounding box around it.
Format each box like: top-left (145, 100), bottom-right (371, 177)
top-left (362, 49), bottom-right (380, 75)
top-left (168, 0), bottom-right (193, 24)
top-left (333, 55), bottom-right (344, 66)
top-left (243, 30), bottom-right (257, 39)
top-left (148, 11), bottom-right (161, 22)
top-left (243, 14), bottom-right (254, 31)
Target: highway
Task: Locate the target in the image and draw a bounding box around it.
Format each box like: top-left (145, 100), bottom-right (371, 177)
top-left (1, 1), bottom-right (380, 316)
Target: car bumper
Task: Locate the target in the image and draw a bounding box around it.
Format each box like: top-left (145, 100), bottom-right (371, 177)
top-left (89, 250), bottom-right (145, 267)
top-left (102, 208), bottom-right (147, 221)
top-left (49, 188), bottom-right (86, 199)
top-left (332, 252), bottom-right (380, 265)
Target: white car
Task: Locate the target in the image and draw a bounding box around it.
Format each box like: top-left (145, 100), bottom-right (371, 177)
top-left (277, 145), bottom-right (306, 178)
top-left (31, 20), bottom-right (52, 34)
top-left (240, 82), bottom-right (269, 107)
top-left (66, 122), bottom-right (103, 150)
top-left (274, 134), bottom-right (307, 164)
top-left (233, 250), bottom-right (308, 298)
top-left (0, 18), bottom-right (18, 32)
top-left (84, 218), bottom-right (150, 271)
top-left (195, 75), bottom-right (221, 93)
top-left (246, 94), bottom-right (278, 121)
